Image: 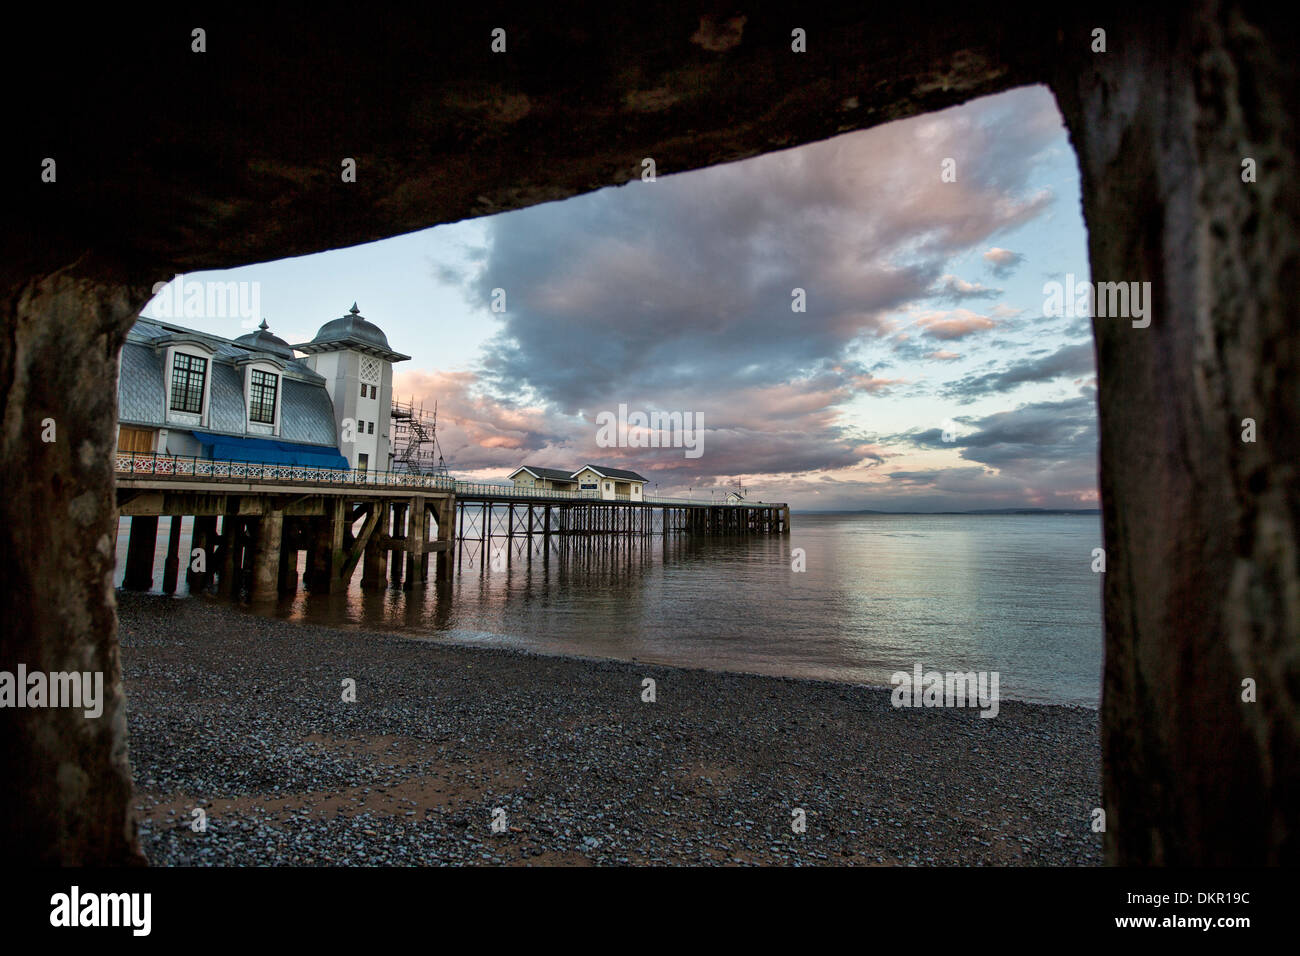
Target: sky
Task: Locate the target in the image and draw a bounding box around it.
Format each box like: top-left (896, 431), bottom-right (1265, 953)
top-left (142, 84), bottom-right (1097, 512)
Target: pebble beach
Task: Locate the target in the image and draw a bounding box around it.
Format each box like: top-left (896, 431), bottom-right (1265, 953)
top-left (118, 592), bottom-right (1103, 866)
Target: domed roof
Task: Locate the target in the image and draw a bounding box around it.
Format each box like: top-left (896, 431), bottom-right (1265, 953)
top-left (234, 319), bottom-right (295, 360)
top-left (309, 303), bottom-right (391, 350)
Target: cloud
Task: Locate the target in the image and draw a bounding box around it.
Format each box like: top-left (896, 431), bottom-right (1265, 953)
top-left (393, 366), bottom-right (890, 487)
top-left (943, 342), bottom-right (1095, 401)
top-left (930, 274), bottom-right (1000, 302)
top-left (868, 394), bottom-right (1098, 508)
top-left (471, 86), bottom-right (1063, 412)
top-left (914, 309), bottom-right (997, 340)
top-left (984, 247), bottom-right (1026, 278)
top-left (400, 85), bottom-right (1087, 509)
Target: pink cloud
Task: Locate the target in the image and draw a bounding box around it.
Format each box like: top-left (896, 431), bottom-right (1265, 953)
top-left (914, 309), bottom-right (996, 340)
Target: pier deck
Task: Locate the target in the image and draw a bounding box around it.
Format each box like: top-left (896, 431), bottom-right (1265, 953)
top-left (114, 453), bottom-right (789, 597)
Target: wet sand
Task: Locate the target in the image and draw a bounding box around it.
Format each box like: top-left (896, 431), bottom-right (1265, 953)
top-left (118, 592), bottom-right (1103, 865)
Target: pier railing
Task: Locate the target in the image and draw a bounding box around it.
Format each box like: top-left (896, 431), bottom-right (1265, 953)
top-left (452, 480), bottom-right (598, 500)
top-left (115, 451), bottom-right (456, 490)
top-left (114, 452), bottom-right (781, 507)
top-left (430, 481), bottom-right (774, 507)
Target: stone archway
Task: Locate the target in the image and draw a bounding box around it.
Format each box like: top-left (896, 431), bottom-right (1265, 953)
top-left (3, 3), bottom-right (1295, 864)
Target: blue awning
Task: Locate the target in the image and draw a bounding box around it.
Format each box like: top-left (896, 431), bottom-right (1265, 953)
top-left (190, 431), bottom-right (349, 469)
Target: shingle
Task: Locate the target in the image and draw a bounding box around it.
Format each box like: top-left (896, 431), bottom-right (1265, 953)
top-left (118, 343), bottom-right (165, 425)
top-left (580, 464), bottom-right (649, 482)
top-left (518, 465), bottom-right (577, 481)
top-left (208, 363), bottom-right (247, 433)
top-left (120, 318), bottom-right (343, 449)
top-left (281, 379), bottom-right (338, 446)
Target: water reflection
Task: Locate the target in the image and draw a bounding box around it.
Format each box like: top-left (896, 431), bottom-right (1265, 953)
top-left (116, 513), bottom-right (1103, 706)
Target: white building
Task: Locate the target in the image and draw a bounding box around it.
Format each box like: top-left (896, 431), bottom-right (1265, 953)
top-left (509, 463), bottom-right (649, 501)
top-left (294, 304), bottom-right (410, 473)
top-left (116, 303), bottom-right (409, 474)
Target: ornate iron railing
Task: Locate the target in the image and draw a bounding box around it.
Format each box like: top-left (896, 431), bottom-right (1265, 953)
top-left (114, 452), bottom-right (455, 490)
top-left (114, 453), bottom-right (782, 507)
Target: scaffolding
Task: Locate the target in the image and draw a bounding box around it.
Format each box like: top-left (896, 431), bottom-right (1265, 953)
top-left (390, 398), bottom-right (449, 476)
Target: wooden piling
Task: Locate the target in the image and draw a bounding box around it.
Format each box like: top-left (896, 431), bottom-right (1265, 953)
top-left (122, 515), bottom-right (158, 591)
top-left (251, 510), bottom-right (283, 599)
top-left (161, 515), bottom-right (183, 594)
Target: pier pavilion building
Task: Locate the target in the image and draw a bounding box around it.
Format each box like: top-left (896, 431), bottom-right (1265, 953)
top-left (116, 304), bottom-right (408, 472)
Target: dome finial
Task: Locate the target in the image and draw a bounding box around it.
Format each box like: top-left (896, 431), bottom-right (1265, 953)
top-left (349, 302), bottom-right (360, 315)
top-left (258, 318), bottom-right (270, 331)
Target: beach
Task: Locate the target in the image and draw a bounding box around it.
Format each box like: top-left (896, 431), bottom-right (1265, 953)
top-left (118, 592), bottom-right (1103, 865)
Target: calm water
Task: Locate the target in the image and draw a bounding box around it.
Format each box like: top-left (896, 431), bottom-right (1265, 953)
top-left (116, 512), bottom-right (1103, 706)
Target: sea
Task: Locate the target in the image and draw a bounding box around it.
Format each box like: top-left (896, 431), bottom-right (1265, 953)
top-left (115, 511), bottom-right (1104, 707)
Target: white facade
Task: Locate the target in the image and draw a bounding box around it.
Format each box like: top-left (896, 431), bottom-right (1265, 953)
top-left (508, 465), bottom-right (648, 500)
top-left (294, 305), bottom-right (410, 473)
top-left (302, 350), bottom-right (393, 470)
top-left (571, 466), bottom-right (646, 501)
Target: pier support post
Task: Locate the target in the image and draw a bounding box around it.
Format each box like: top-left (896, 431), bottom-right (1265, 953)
top-left (435, 495), bottom-right (455, 581)
top-left (361, 500), bottom-right (390, 590)
top-left (404, 495), bottom-right (428, 590)
top-left (251, 510), bottom-right (283, 599)
top-left (188, 515), bottom-right (217, 591)
top-left (161, 515), bottom-right (183, 594)
top-left (237, 519), bottom-right (255, 594)
top-left (122, 515), bottom-right (158, 591)
top-left (277, 519), bottom-right (298, 595)
top-left (389, 502), bottom-right (407, 588)
top-left (216, 514), bottom-right (239, 596)
top-left (329, 498), bottom-right (347, 585)
top-left (306, 514), bottom-right (333, 593)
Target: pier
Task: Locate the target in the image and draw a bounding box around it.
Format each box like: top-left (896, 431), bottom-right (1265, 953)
top-left (114, 452), bottom-right (790, 597)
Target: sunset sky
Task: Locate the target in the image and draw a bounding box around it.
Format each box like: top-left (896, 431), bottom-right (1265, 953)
top-left (142, 84), bottom-right (1097, 511)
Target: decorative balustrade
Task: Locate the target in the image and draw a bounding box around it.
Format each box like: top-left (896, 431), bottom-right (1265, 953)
top-left (114, 452), bottom-right (455, 490)
top-left (114, 453), bottom-right (781, 507)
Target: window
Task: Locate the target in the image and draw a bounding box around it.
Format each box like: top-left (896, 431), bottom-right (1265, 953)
top-left (371, 385), bottom-right (378, 398)
top-left (358, 453), bottom-right (369, 473)
top-left (360, 383), bottom-right (367, 398)
top-left (367, 421), bottom-right (375, 434)
top-left (169, 353), bottom-right (207, 413)
top-left (249, 369), bottom-right (278, 424)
